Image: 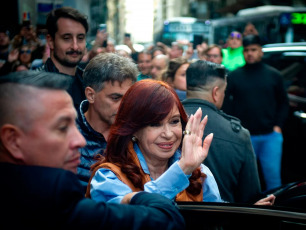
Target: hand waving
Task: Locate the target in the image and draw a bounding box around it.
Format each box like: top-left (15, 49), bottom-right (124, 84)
top-left (178, 108), bottom-right (213, 175)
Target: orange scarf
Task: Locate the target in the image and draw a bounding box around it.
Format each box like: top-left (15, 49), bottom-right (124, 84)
top-left (86, 142), bottom-right (203, 201)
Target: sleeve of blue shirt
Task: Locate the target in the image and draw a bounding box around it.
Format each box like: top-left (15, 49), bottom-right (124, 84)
top-left (90, 161), bottom-right (222, 204)
top-left (200, 164), bottom-right (223, 202)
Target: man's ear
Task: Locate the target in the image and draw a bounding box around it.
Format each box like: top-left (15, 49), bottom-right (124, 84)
top-left (212, 86), bottom-right (219, 104)
top-left (0, 124), bottom-right (25, 161)
top-left (85, 87), bottom-right (96, 103)
top-left (46, 34), bottom-right (54, 50)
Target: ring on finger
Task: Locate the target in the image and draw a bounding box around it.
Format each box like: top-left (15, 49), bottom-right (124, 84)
top-left (183, 129), bottom-right (191, 135)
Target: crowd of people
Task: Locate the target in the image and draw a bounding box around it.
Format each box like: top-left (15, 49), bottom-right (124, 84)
top-left (0, 5), bottom-right (293, 228)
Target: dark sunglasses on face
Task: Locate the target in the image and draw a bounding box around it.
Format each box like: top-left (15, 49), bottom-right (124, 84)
top-left (230, 32), bottom-right (242, 39)
top-left (20, 50), bottom-right (31, 54)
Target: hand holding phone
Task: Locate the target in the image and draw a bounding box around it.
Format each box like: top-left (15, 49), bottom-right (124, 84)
top-left (99, 24), bottom-right (107, 32)
top-left (124, 33), bottom-right (131, 39)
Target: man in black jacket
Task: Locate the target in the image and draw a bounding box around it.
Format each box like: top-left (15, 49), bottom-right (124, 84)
top-left (222, 35), bottom-right (289, 192)
top-left (0, 70), bottom-right (185, 230)
top-left (183, 60), bottom-right (261, 203)
top-left (40, 7), bottom-right (88, 110)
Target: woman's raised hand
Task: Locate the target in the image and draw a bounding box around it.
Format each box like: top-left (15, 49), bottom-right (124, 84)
top-left (178, 107), bottom-right (213, 175)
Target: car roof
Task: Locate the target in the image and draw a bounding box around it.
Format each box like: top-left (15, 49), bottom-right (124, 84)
top-left (262, 42), bottom-right (306, 53)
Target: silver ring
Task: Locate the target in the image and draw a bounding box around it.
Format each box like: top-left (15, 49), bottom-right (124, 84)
top-left (183, 129), bottom-right (191, 135)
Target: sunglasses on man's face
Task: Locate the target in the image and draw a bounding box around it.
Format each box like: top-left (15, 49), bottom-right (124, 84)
top-left (229, 33), bottom-right (242, 39)
top-left (20, 50), bottom-right (31, 54)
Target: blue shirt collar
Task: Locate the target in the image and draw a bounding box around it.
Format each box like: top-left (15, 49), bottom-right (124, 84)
top-left (133, 142), bottom-right (181, 175)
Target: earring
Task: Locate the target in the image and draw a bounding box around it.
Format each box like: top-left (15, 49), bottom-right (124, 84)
top-left (132, 136), bottom-right (137, 142)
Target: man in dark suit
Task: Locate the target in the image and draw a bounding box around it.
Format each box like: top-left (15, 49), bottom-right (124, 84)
top-left (0, 70), bottom-right (185, 229)
top-left (182, 60), bottom-right (261, 203)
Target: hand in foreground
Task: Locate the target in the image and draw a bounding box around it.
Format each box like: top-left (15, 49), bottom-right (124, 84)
top-left (94, 29), bottom-right (108, 47)
top-left (254, 194), bottom-right (275, 206)
top-left (178, 107), bottom-right (213, 175)
top-left (121, 192), bottom-right (139, 204)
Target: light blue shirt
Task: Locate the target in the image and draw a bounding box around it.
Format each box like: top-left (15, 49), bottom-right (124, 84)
top-left (90, 143), bottom-right (222, 203)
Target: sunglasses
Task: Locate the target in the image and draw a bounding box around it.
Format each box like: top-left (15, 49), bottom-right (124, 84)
top-left (20, 50), bottom-right (31, 54)
top-left (230, 32), bottom-right (242, 39)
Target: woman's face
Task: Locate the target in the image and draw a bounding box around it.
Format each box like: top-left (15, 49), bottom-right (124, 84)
top-left (134, 104), bottom-right (182, 162)
top-left (173, 63), bottom-right (189, 91)
top-left (19, 47), bottom-right (32, 64)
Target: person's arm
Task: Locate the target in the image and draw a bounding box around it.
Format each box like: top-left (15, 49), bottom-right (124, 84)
top-left (90, 163), bottom-right (190, 202)
top-left (90, 169), bottom-right (134, 203)
top-left (59, 171), bottom-right (185, 229)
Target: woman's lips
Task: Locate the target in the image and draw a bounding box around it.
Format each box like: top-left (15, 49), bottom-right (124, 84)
top-left (157, 142), bottom-right (174, 150)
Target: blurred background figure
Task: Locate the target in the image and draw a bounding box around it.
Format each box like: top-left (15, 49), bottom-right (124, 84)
top-left (106, 38), bottom-right (116, 53)
top-left (243, 22), bottom-right (259, 37)
top-left (136, 49), bottom-right (153, 81)
top-left (150, 54), bottom-right (169, 80)
top-left (11, 14), bottom-right (43, 54)
top-left (195, 41), bottom-right (208, 60)
top-left (0, 44), bottom-right (33, 75)
top-left (222, 35), bottom-right (289, 192)
top-left (116, 45), bottom-right (132, 59)
top-left (169, 42), bottom-right (184, 59)
top-left (222, 31), bottom-right (245, 71)
top-left (17, 44), bottom-right (33, 68)
top-left (151, 43), bottom-right (169, 58)
top-left (164, 57), bottom-right (190, 101)
top-left (203, 44), bottom-right (223, 64)
top-left (0, 27), bottom-right (11, 68)
top-left (243, 22), bottom-right (269, 45)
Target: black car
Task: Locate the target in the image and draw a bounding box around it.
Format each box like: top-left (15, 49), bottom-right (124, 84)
top-left (177, 43), bottom-right (306, 230)
top-left (262, 42), bottom-right (306, 184)
top-left (178, 180), bottom-right (306, 230)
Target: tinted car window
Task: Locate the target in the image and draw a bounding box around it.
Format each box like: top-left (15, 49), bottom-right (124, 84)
top-left (262, 43), bottom-right (306, 185)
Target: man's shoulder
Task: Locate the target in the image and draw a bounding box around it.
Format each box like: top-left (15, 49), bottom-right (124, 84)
top-left (211, 109), bottom-right (251, 140)
top-left (0, 163), bottom-right (81, 195)
top-left (183, 99), bottom-right (248, 134)
top-left (182, 98), bottom-right (211, 107)
top-left (262, 62), bottom-right (282, 76)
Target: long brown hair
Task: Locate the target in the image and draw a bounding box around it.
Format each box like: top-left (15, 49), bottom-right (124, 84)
top-left (92, 79), bottom-right (205, 195)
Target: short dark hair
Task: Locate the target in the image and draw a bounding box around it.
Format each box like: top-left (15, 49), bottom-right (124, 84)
top-left (0, 71), bottom-right (72, 131)
top-left (0, 70), bottom-right (71, 90)
top-left (243, 34), bottom-right (262, 47)
top-left (83, 53), bottom-right (138, 92)
top-left (186, 60), bottom-right (226, 89)
top-left (46, 7), bottom-right (88, 39)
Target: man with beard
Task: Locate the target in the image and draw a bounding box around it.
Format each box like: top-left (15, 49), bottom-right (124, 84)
top-left (40, 7), bottom-right (88, 110)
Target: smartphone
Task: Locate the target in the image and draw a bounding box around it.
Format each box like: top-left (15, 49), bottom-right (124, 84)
top-left (193, 35), bottom-right (203, 50)
top-left (124, 33), bottom-right (131, 39)
top-left (99, 24), bottom-right (107, 32)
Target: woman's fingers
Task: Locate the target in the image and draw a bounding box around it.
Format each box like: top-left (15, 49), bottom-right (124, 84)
top-left (203, 133), bottom-right (213, 155)
top-left (190, 108), bottom-right (202, 137)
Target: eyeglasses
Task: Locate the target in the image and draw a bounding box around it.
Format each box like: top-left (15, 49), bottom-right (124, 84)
top-left (206, 54), bottom-right (221, 59)
top-left (229, 32), bottom-right (242, 39)
top-left (20, 50), bottom-right (31, 54)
